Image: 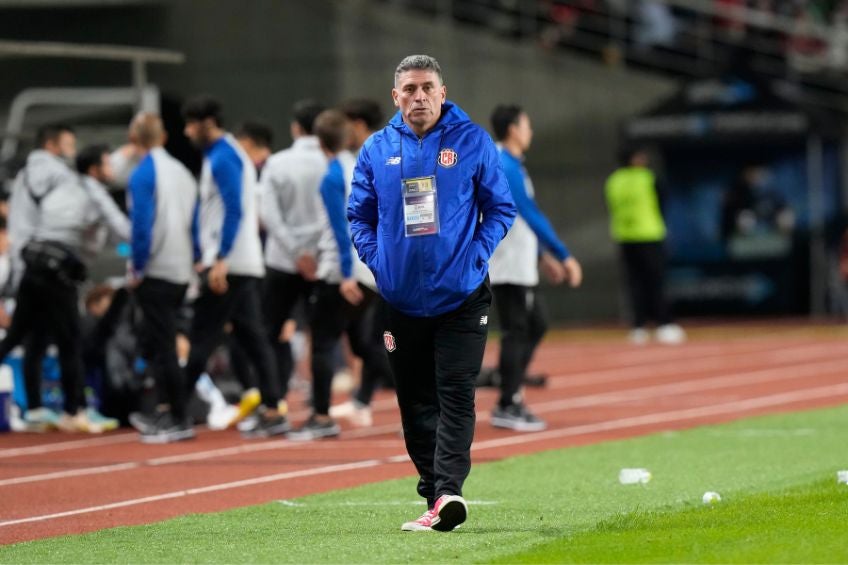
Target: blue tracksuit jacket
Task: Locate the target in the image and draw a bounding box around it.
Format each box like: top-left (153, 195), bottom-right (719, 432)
top-left (348, 101), bottom-right (516, 317)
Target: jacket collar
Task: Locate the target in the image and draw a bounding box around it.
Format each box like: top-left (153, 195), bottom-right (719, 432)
top-left (389, 100), bottom-right (470, 138)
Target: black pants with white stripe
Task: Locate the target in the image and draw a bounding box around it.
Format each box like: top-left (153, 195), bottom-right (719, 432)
top-left (385, 281), bottom-right (491, 508)
top-left (493, 284), bottom-right (548, 409)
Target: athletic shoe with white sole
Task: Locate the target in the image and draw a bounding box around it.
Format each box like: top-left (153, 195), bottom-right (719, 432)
top-left (430, 494), bottom-right (468, 532)
top-left (85, 408), bottom-right (119, 433)
top-left (22, 407), bottom-right (60, 432)
top-left (328, 400), bottom-right (373, 427)
top-left (401, 508), bottom-right (437, 531)
top-left (129, 411), bottom-right (161, 434)
top-left (655, 323), bottom-right (686, 345)
top-left (628, 328), bottom-right (650, 345)
top-left (57, 410), bottom-right (93, 433)
top-left (240, 410), bottom-right (290, 438)
top-left (491, 403), bottom-right (547, 432)
top-left (287, 415), bottom-right (340, 441)
top-left (139, 413), bottom-right (196, 444)
top-left (207, 403), bottom-right (240, 430)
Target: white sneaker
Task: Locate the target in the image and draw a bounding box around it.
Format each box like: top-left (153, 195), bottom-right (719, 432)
top-left (655, 324), bottom-right (686, 345)
top-left (328, 400), bottom-right (373, 427)
top-left (22, 407), bottom-right (61, 432)
top-left (628, 328), bottom-right (650, 345)
top-left (208, 403), bottom-right (240, 430)
top-left (56, 410), bottom-right (91, 433)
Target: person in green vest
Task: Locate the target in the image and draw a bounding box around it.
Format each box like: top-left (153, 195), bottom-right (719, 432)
top-left (605, 147), bottom-right (685, 345)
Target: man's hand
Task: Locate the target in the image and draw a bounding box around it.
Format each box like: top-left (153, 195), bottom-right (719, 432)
top-left (340, 278), bottom-right (364, 306)
top-left (540, 253), bottom-right (566, 285)
top-left (562, 256), bottom-right (583, 288)
top-left (296, 254), bottom-right (318, 281)
top-left (0, 305), bottom-right (10, 329)
top-left (209, 259), bottom-right (229, 295)
top-left (126, 265), bottom-right (143, 289)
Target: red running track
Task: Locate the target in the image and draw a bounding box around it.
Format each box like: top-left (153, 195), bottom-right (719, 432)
top-left (1, 327), bottom-right (847, 545)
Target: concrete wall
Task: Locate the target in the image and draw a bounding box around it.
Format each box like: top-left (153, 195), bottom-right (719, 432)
top-left (0, 0), bottom-right (676, 322)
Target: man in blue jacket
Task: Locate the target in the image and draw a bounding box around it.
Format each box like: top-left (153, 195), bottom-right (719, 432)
top-left (348, 54), bottom-right (516, 532)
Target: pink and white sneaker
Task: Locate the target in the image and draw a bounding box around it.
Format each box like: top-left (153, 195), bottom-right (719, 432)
top-left (401, 508), bottom-right (437, 531)
top-left (431, 494), bottom-right (467, 532)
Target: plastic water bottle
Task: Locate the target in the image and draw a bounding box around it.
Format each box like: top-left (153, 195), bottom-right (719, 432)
top-left (618, 468), bottom-right (652, 484)
top-left (0, 364), bottom-right (12, 432)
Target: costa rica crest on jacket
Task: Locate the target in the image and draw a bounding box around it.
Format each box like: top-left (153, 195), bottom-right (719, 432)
top-left (438, 148), bottom-right (458, 168)
top-left (383, 331), bottom-right (397, 352)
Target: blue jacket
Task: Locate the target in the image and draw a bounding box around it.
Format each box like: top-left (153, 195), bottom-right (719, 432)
top-left (348, 101), bottom-right (516, 317)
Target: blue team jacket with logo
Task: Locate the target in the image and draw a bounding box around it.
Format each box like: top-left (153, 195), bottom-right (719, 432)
top-left (348, 101), bottom-right (516, 317)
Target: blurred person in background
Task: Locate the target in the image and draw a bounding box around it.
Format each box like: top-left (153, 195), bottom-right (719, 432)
top-left (124, 112), bottom-right (199, 443)
top-left (1, 134), bottom-right (130, 432)
top-left (258, 99), bottom-right (327, 429)
top-left (235, 121), bottom-right (274, 178)
top-left (605, 147), bottom-right (684, 345)
top-left (486, 104), bottom-right (583, 432)
top-left (349, 54), bottom-right (515, 532)
top-left (328, 98), bottom-right (394, 426)
top-left (179, 95), bottom-right (285, 439)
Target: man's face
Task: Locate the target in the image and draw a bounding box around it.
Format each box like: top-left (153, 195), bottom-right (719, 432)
top-left (89, 153), bottom-right (115, 184)
top-left (511, 113), bottom-right (533, 153)
top-left (45, 131), bottom-right (77, 161)
top-left (392, 70), bottom-right (446, 135)
top-left (183, 118), bottom-right (213, 148)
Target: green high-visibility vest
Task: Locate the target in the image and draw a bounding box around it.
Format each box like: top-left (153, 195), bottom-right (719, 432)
top-left (605, 166), bottom-right (667, 243)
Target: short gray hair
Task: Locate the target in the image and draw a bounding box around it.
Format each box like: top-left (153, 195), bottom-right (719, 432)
top-left (394, 54), bottom-right (443, 86)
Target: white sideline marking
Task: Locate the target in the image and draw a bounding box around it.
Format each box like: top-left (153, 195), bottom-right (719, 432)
top-left (0, 433), bottom-right (138, 459)
top-left (0, 426), bottom-right (402, 487)
top-left (0, 339), bottom-right (837, 459)
top-left (2, 355), bottom-right (846, 488)
top-left (1, 382), bottom-right (846, 529)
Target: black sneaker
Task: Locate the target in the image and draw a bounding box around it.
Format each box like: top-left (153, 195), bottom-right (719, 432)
top-left (287, 415), bottom-right (340, 441)
top-left (491, 403), bottom-right (546, 432)
top-left (129, 411), bottom-right (162, 434)
top-left (241, 413), bottom-right (291, 439)
top-left (139, 413), bottom-right (196, 444)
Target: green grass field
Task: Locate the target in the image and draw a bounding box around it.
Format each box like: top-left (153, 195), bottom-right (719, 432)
top-left (2, 405), bottom-right (847, 564)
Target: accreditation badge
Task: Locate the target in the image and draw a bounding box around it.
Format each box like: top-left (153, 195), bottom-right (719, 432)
top-left (401, 175), bottom-right (440, 237)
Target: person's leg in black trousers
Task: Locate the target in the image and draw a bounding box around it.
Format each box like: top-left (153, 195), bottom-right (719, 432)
top-left (288, 282), bottom-right (345, 440)
top-left (136, 278), bottom-right (188, 421)
top-left (22, 330), bottom-right (49, 413)
top-left (385, 308), bottom-right (438, 507)
top-left (263, 268), bottom-right (311, 405)
top-left (229, 277), bottom-right (281, 410)
top-left (490, 284), bottom-right (548, 431)
top-left (390, 282), bottom-right (491, 511)
top-left (620, 243), bottom-right (650, 330)
top-left (641, 242), bottom-right (672, 327)
top-left (184, 280), bottom-right (239, 393)
top-left (348, 287), bottom-right (392, 408)
top-left (432, 283), bottom-right (491, 499)
top-left (48, 280), bottom-right (84, 418)
top-left (520, 290), bottom-right (548, 372)
top-left (493, 284), bottom-right (529, 409)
